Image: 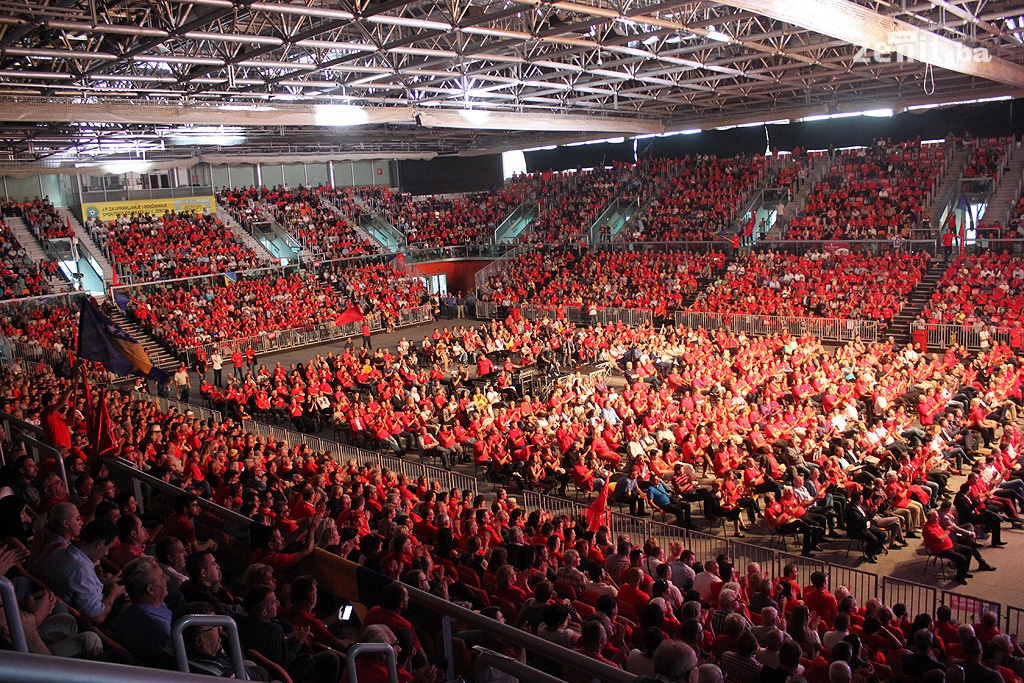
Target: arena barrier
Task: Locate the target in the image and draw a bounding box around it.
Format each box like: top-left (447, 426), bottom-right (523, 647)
top-left (128, 390), bottom-right (220, 422)
top-left (940, 589), bottom-right (1001, 629)
top-left (477, 301), bottom-right (654, 328)
top-left (226, 414), bottom-right (479, 495)
top-left (182, 303), bottom-right (433, 368)
top-left (675, 311), bottom-right (879, 343)
top-left (909, 321), bottom-right (1012, 351)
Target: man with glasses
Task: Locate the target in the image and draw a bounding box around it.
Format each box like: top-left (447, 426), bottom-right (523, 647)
top-left (179, 601), bottom-right (269, 680)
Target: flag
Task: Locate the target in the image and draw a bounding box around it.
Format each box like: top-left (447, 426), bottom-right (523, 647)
top-left (586, 476), bottom-right (612, 532)
top-left (77, 299), bottom-right (170, 382)
top-left (112, 289), bottom-right (130, 313)
top-left (334, 303), bottom-right (365, 326)
top-left (955, 195), bottom-right (974, 240)
top-left (81, 374), bottom-right (119, 462)
top-left (223, 271), bottom-right (238, 285)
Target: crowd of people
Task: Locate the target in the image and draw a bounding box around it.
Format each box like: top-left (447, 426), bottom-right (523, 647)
top-left (784, 140), bottom-right (947, 241)
top-left (88, 210), bottom-right (264, 282)
top-left (2, 301), bottom-right (1024, 682)
top-left (120, 261), bottom-right (428, 356)
top-left (262, 186), bottom-right (378, 260)
top-left (918, 253), bottom-right (1024, 333)
top-left (636, 155), bottom-right (769, 242)
top-left (478, 248), bottom-right (726, 316)
top-left (0, 214), bottom-right (54, 301)
top-left (17, 197), bottom-right (75, 242)
top-left (365, 183), bottom-right (531, 248)
top-left (962, 138), bottom-right (1009, 181)
top-left (528, 163), bottom-right (647, 245)
top-left (690, 250), bottom-right (929, 325)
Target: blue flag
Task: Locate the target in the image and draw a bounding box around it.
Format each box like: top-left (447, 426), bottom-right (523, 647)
top-left (77, 299), bottom-right (170, 383)
top-left (112, 289), bottom-right (130, 313)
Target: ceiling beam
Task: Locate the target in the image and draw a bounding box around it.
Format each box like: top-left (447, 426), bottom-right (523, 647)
top-left (719, 0), bottom-right (1024, 88)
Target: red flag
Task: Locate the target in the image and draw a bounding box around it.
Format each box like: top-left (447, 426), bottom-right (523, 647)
top-left (93, 388), bottom-right (119, 460)
top-left (82, 375), bottom-right (120, 463)
top-left (586, 476), bottom-right (612, 532)
top-left (334, 303), bottom-right (365, 326)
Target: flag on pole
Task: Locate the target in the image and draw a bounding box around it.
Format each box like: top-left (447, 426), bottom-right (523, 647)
top-left (81, 374), bottom-right (120, 462)
top-left (77, 298), bottom-right (170, 382)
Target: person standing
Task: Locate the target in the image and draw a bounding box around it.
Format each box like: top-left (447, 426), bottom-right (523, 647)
top-left (174, 363), bottom-right (191, 401)
top-left (361, 320), bottom-right (372, 349)
top-left (231, 348), bottom-right (244, 381)
top-left (210, 349), bottom-right (223, 388)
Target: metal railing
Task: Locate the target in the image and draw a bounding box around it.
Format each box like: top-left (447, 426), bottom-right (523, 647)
top-left (0, 651), bottom-right (219, 683)
top-left (0, 411), bottom-right (67, 481)
top-left (477, 301), bottom-right (655, 328)
top-left (237, 418), bottom-right (479, 495)
top-left (909, 321), bottom-right (1011, 351)
top-left (750, 238), bottom-right (939, 256)
top-left (170, 614), bottom-right (247, 679)
top-left (401, 242), bottom-right (514, 264)
top-left (0, 576), bottom-right (27, 652)
top-left (128, 390), bottom-right (222, 423)
top-left (675, 311), bottom-right (879, 343)
top-left (182, 303), bottom-right (433, 367)
top-left (494, 200), bottom-right (539, 245)
top-left (345, 643), bottom-right (400, 683)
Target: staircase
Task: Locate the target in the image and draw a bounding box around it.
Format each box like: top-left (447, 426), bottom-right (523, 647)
top-left (3, 214), bottom-right (49, 264)
top-left (2, 214), bottom-right (73, 293)
top-left (320, 196), bottom-right (385, 251)
top-left (979, 144), bottom-right (1024, 226)
top-left (927, 146), bottom-right (971, 231)
top-left (887, 259), bottom-right (945, 347)
top-left (765, 154), bottom-right (832, 240)
top-left (678, 260), bottom-right (729, 310)
top-left (214, 201), bottom-right (277, 262)
top-left (55, 207), bottom-right (114, 283)
top-left (106, 306), bottom-right (180, 373)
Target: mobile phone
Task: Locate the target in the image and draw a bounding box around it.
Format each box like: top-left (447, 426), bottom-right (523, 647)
top-left (338, 604), bottom-right (353, 621)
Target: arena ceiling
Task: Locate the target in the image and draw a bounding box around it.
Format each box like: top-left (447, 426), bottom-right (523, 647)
top-left (2, 0), bottom-right (1024, 164)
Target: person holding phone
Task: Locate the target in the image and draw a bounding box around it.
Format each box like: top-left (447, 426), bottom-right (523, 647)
top-left (284, 575), bottom-right (351, 652)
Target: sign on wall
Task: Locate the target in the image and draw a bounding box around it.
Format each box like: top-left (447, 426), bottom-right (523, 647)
top-left (80, 196), bottom-right (216, 222)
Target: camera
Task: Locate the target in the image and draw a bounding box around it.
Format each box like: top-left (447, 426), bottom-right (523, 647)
top-left (337, 604), bottom-right (354, 621)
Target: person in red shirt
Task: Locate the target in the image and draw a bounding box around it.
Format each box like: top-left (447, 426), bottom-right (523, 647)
top-left (360, 583), bottom-right (426, 667)
top-left (616, 567), bottom-right (651, 617)
top-left (802, 571), bottom-right (838, 628)
top-left (284, 575), bottom-right (350, 651)
top-left (922, 510), bottom-right (992, 585)
top-left (152, 493), bottom-right (218, 555)
top-left (40, 361), bottom-right (81, 454)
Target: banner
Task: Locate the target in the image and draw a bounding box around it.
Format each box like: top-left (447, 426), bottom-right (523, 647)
top-left (81, 195), bottom-right (216, 222)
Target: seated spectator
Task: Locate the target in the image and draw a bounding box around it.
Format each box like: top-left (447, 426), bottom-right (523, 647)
top-left (240, 584), bottom-right (341, 683)
top-left (38, 519), bottom-right (124, 626)
top-left (111, 556), bottom-right (178, 667)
